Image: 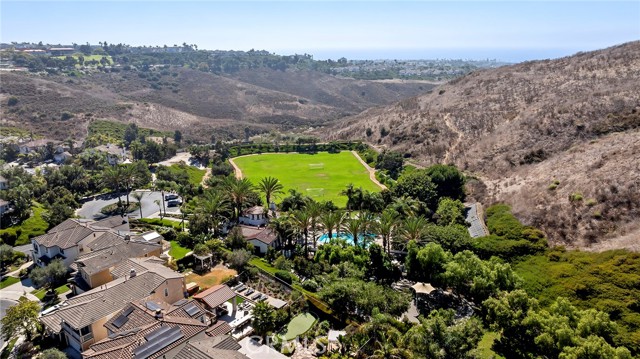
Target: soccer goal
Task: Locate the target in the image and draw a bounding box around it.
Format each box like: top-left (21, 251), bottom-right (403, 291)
top-left (306, 188), bottom-right (325, 197)
top-left (308, 163), bottom-right (325, 170)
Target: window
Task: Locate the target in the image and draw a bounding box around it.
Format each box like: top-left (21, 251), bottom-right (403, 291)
top-left (60, 248), bottom-right (64, 254)
top-left (80, 326), bottom-right (91, 336)
top-left (164, 288), bottom-right (169, 297)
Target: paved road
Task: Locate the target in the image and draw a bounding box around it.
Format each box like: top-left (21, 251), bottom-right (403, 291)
top-left (0, 299), bottom-right (16, 348)
top-left (77, 191), bottom-right (181, 220)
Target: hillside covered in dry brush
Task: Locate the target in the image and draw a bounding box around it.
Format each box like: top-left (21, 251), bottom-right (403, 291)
top-left (327, 41), bottom-right (640, 250)
top-left (0, 67), bottom-right (433, 141)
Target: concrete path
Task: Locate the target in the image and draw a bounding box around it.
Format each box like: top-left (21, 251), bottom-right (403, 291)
top-left (0, 277), bottom-right (39, 302)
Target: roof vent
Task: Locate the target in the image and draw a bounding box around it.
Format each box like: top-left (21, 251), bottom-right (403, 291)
top-left (124, 234), bottom-right (131, 241)
top-left (155, 308), bottom-right (163, 319)
top-left (130, 268), bottom-right (136, 278)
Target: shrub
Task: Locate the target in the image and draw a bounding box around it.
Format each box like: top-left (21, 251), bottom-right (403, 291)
top-left (569, 192), bottom-right (584, 202)
top-left (585, 198), bottom-right (597, 206)
top-left (7, 97), bottom-right (18, 106)
top-left (275, 270), bottom-right (294, 284)
top-left (302, 279), bottom-right (318, 292)
top-left (60, 111), bottom-right (73, 121)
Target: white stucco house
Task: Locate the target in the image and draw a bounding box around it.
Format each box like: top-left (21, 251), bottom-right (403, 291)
top-left (238, 206), bottom-right (267, 227)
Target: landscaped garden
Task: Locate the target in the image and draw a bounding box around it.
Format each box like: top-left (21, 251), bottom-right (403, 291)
top-left (232, 151), bottom-right (380, 207)
top-left (0, 202), bottom-right (48, 245)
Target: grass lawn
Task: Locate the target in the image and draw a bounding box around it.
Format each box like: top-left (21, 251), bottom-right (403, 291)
top-left (232, 151), bottom-right (380, 207)
top-left (0, 276), bottom-right (19, 289)
top-left (138, 218), bottom-right (184, 230)
top-left (475, 332), bottom-right (505, 359)
top-left (32, 284), bottom-right (71, 301)
top-left (169, 240), bottom-right (190, 260)
top-left (185, 265), bottom-right (237, 289)
top-left (53, 54), bottom-right (113, 65)
top-left (280, 312), bottom-right (316, 341)
top-left (0, 202), bottom-right (48, 245)
top-left (166, 164), bottom-right (206, 186)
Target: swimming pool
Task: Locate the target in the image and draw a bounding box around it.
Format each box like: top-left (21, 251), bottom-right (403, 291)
top-left (317, 232), bottom-right (375, 246)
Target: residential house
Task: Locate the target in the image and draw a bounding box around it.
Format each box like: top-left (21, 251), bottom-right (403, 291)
top-left (40, 257), bottom-right (186, 352)
top-left (0, 175), bottom-right (8, 190)
top-left (94, 144), bottom-right (128, 165)
top-left (238, 206), bottom-right (267, 227)
top-left (31, 217), bottom-right (132, 269)
top-left (71, 238), bottom-right (163, 294)
top-left (53, 150), bottom-right (73, 164)
top-left (239, 225), bottom-right (278, 255)
top-left (0, 199), bottom-right (11, 216)
top-left (18, 139), bottom-right (58, 155)
top-left (49, 47), bottom-right (75, 56)
top-left (174, 336), bottom-right (249, 359)
top-left (194, 284), bottom-right (238, 318)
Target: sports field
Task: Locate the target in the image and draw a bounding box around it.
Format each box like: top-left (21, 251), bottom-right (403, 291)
top-left (231, 151), bottom-right (380, 207)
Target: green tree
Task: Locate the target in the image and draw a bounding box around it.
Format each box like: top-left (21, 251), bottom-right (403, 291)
top-left (425, 164), bottom-right (466, 201)
top-left (173, 130), bottom-right (182, 144)
top-left (226, 249), bottom-right (251, 270)
top-left (435, 198), bottom-right (466, 226)
top-left (291, 209), bottom-right (312, 254)
top-left (319, 210), bottom-right (344, 240)
top-left (225, 227), bottom-right (247, 250)
top-left (376, 150), bottom-right (405, 179)
top-left (0, 297), bottom-right (40, 341)
top-left (373, 209), bottom-right (399, 254)
top-left (29, 259), bottom-right (67, 292)
top-left (0, 244), bottom-right (16, 270)
top-left (123, 123), bottom-right (139, 146)
top-left (198, 190), bottom-right (231, 236)
top-left (341, 216), bottom-right (365, 247)
top-left (392, 169), bottom-right (438, 211)
top-left (40, 348), bottom-right (67, 359)
top-left (223, 177), bottom-right (255, 223)
top-left (252, 301), bottom-right (276, 341)
top-left (131, 191), bottom-right (145, 218)
top-left (396, 216), bottom-right (428, 248)
top-left (257, 176), bottom-right (284, 208)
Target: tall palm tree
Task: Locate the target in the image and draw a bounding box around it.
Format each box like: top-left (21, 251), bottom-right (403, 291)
top-left (199, 190), bottom-right (231, 236)
top-left (389, 196), bottom-right (421, 217)
top-left (291, 210), bottom-right (311, 255)
top-left (131, 191), bottom-right (145, 218)
top-left (319, 210), bottom-right (343, 240)
top-left (342, 216), bottom-right (364, 247)
top-left (341, 183), bottom-right (356, 213)
top-left (224, 177), bottom-right (255, 223)
top-left (397, 216), bottom-right (428, 250)
top-left (268, 216), bottom-right (295, 250)
top-left (257, 176), bottom-right (284, 209)
top-left (375, 209), bottom-right (399, 254)
top-left (155, 180), bottom-right (172, 217)
top-left (306, 201), bottom-right (324, 247)
top-left (120, 164), bottom-right (136, 206)
top-left (154, 199), bottom-right (163, 219)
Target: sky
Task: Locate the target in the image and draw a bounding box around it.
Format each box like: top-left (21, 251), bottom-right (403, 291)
top-left (1, 1), bottom-right (639, 62)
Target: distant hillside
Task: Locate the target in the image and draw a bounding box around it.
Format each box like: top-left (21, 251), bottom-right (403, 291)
top-left (0, 67), bottom-right (434, 141)
top-left (327, 41), bottom-right (640, 250)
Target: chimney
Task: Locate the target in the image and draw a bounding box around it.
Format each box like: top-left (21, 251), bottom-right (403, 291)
top-left (155, 308), bottom-right (163, 319)
top-left (130, 268), bottom-right (136, 278)
top-left (124, 235), bottom-right (131, 242)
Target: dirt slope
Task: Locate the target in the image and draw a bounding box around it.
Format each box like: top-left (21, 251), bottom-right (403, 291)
top-left (327, 41), bottom-right (640, 250)
top-left (0, 67), bottom-right (432, 141)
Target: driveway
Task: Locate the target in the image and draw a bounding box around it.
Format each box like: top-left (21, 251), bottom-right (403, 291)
top-left (76, 191), bottom-right (181, 220)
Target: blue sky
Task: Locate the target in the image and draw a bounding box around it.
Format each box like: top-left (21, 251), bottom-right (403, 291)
top-left (1, 1), bottom-right (639, 61)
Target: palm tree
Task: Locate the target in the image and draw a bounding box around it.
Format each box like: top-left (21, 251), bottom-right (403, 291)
top-left (257, 176), bottom-right (284, 210)
top-left (306, 201), bottom-right (323, 247)
top-left (342, 216), bottom-right (364, 247)
top-left (131, 191), bottom-right (145, 218)
top-left (397, 216), bottom-right (428, 250)
top-left (389, 196), bottom-right (421, 217)
top-left (154, 199), bottom-right (163, 219)
top-left (291, 210), bottom-right (311, 255)
top-left (199, 190), bottom-right (231, 236)
top-left (224, 177), bottom-right (255, 223)
top-left (375, 209), bottom-right (399, 254)
top-left (268, 216), bottom-right (295, 250)
top-left (319, 210), bottom-right (343, 240)
top-left (155, 180), bottom-right (172, 217)
top-left (341, 184), bottom-right (356, 212)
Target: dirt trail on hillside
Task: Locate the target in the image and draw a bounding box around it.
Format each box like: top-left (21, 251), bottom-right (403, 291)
top-left (350, 151), bottom-right (387, 190)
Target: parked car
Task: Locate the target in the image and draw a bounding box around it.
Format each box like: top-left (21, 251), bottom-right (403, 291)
top-left (165, 193), bottom-right (179, 200)
top-left (167, 199), bottom-right (182, 207)
top-left (245, 288), bottom-right (254, 295)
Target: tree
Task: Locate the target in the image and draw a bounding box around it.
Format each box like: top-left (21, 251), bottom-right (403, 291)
top-left (29, 259), bottom-right (67, 292)
top-left (435, 198), bottom-right (466, 226)
top-left (374, 209), bottom-right (398, 254)
top-left (0, 244), bottom-right (16, 270)
top-left (223, 177), bottom-right (255, 223)
top-left (402, 309), bottom-right (483, 359)
top-left (280, 189), bottom-right (309, 212)
top-left (425, 164), bottom-right (466, 201)
top-left (173, 130), bottom-right (182, 144)
top-left (291, 209), bottom-right (311, 255)
top-left (43, 200), bottom-right (75, 227)
top-left (198, 190), bottom-right (231, 236)
top-left (405, 241), bottom-right (450, 286)
top-left (40, 348), bottom-right (68, 359)
top-left (193, 243), bottom-right (209, 256)
top-left (123, 123), bottom-right (139, 146)
top-left (257, 177), bottom-right (284, 209)
top-left (132, 191), bottom-right (145, 218)
top-left (319, 210), bottom-right (344, 240)
top-left (252, 301), bottom-right (276, 341)
top-left (396, 216), bottom-right (428, 248)
top-left (392, 169), bottom-right (438, 211)
top-left (226, 249), bottom-right (251, 270)
top-left (225, 227), bottom-right (247, 250)
top-left (341, 216), bottom-right (365, 247)
top-left (0, 297), bottom-right (40, 341)
top-left (367, 244), bottom-right (401, 284)
top-left (376, 150), bottom-right (404, 179)
top-left (306, 201), bottom-right (324, 247)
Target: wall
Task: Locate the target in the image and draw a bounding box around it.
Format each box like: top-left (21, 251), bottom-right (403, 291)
top-left (149, 277), bottom-right (186, 304)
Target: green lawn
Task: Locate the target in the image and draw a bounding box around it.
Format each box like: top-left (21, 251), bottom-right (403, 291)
top-left (53, 54), bottom-right (113, 64)
top-left (280, 312), bottom-right (316, 341)
top-left (232, 151), bottom-right (380, 207)
top-left (138, 218), bottom-right (184, 230)
top-left (31, 284), bottom-right (71, 301)
top-left (169, 240), bottom-right (190, 260)
top-left (166, 164), bottom-right (206, 186)
top-left (0, 202), bottom-right (48, 245)
top-left (475, 332), bottom-right (505, 359)
top-left (0, 276), bottom-right (19, 290)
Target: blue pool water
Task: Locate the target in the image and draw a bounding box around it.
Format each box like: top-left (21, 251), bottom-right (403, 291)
top-left (317, 232), bottom-right (375, 246)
